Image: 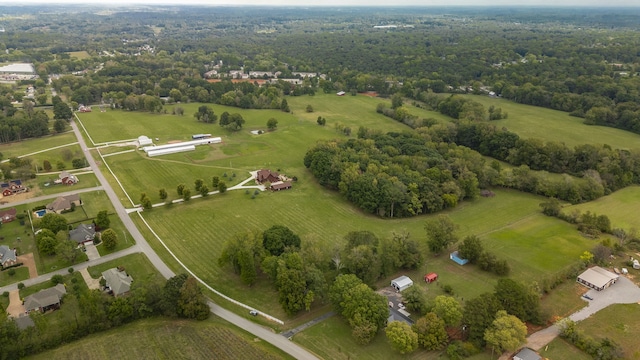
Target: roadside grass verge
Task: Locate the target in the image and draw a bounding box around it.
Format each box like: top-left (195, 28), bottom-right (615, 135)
top-left (0, 266), bottom-right (30, 287)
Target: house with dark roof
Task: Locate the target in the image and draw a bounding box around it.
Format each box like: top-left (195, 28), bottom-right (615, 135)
top-left (513, 347), bottom-right (541, 360)
top-left (256, 169), bottom-right (280, 184)
top-left (102, 268), bottom-right (133, 297)
top-left (13, 315), bottom-right (35, 330)
top-left (69, 224), bottom-right (96, 245)
top-left (0, 208), bottom-right (16, 223)
top-left (46, 194), bottom-right (81, 214)
top-left (0, 245), bottom-right (17, 268)
top-left (24, 284), bottom-right (66, 313)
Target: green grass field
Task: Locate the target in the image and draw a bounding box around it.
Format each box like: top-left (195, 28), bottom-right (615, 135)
top-left (571, 304), bottom-right (640, 359)
top-left (0, 132), bottom-right (77, 159)
top-left (566, 185), bottom-right (640, 232)
top-left (540, 337), bottom-right (591, 360)
top-left (26, 316), bottom-right (293, 360)
top-left (67, 51), bottom-right (90, 59)
top-left (457, 94), bottom-right (640, 150)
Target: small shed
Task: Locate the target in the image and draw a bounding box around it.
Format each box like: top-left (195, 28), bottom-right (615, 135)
top-left (450, 251), bottom-right (469, 266)
top-left (391, 276), bottom-right (413, 292)
top-left (336, 91), bottom-right (346, 96)
top-left (424, 272), bottom-right (438, 283)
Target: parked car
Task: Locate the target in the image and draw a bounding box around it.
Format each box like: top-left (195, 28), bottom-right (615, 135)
top-left (582, 294), bottom-right (594, 300)
top-left (249, 310), bottom-right (258, 316)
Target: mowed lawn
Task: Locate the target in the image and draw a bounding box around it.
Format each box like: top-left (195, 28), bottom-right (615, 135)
top-left (566, 185), bottom-right (640, 231)
top-left (457, 94), bottom-right (640, 150)
top-left (26, 317), bottom-right (292, 360)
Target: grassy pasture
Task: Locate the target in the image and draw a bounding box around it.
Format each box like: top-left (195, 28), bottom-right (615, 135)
top-left (26, 316), bottom-right (292, 360)
top-left (566, 185), bottom-right (640, 232)
top-left (87, 253), bottom-right (163, 284)
top-left (137, 185), bottom-right (589, 321)
top-left (67, 51), bottom-right (90, 59)
top-left (0, 132), bottom-right (77, 159)
top-left (571, 304), bottom-right (640, 359)
top-left (457, 94), bottom-right (640, 150)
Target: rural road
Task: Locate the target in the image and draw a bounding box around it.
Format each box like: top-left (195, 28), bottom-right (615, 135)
top-left (70, 119), bottom-right (319, 360)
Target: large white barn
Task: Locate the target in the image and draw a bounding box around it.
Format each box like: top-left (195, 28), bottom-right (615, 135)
top-left (142, 137), bottom-right (222, 157)
top-left (391, 276), bottom-right (413, 292)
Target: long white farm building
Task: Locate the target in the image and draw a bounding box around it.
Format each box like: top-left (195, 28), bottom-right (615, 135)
top-left (142, 137), bottom-right (222, 157)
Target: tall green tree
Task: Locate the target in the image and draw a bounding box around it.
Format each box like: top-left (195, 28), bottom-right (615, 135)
top-left (484, 310), bottom-right (527, 354)
top-left (177, 277), bottom-right (210, 320)
top-left (433, 295), bottom-right (463, 327)
top-left (386, 321), bottom-right (419, 354)
top-left (463, 293), bottom-right (503, 346)
top-left (424, 215), bottom-right (458, 255)
top-left (95, 210), bottom-right (110, 230)
top-left (413, 312), bottom-right (448, 350)
top-left (101, 229), bottom-right (118, 250)
top-left (262, 225), bottom-right (301, 256)
top-left (39, 213), bottom-right (68, 234)
top-left (458, 235), bottom-right (483, 264)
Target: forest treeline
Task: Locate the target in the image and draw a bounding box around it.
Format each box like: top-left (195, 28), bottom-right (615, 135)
top-left (305, 119), bottom-right (640, 217)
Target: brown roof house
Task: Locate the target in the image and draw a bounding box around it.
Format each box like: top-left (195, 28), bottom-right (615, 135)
top-left (47, 194), bottom-right (81, 214)
top-left (270, 181), bottom-right (292, 191)
top-left (256, 169), bottom-right (281, 184)
top-left (0, 245), bottom-right (17, 268)
top-left (0, 208), bottom-right (16, 223)
top-left (24, 284), bottom-right (66, 313)
top-left (102, 268), bottom-right (133, 297)
top-left (69, 224), bottom-right (96, 245)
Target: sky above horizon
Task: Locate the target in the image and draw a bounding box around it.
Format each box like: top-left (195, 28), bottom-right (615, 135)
top-left (8, 0), bottom-right (640, 6)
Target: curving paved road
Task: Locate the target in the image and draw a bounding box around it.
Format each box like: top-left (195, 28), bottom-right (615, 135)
top-left (69, 119), bottom-right (319, 360)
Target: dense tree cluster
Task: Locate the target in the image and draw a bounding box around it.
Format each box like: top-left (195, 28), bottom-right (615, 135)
top-left (304, 131), bottom-right (483, 217)
top-left (329, 274), bottom-right (388, 344)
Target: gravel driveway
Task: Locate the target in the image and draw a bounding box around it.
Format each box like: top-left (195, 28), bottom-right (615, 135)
top-left (570, 276), bottom-right (640, 321)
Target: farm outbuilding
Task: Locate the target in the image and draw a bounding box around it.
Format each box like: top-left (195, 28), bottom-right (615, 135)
top-left (450, 251), bottom-right (469, 265)
top-left (142, 137), bottom-right (222, 156)
top-left (577, 266), bottom-right (619, 291)
top-left (391, 276), bottom-right (413, 292)
top-left (138, 135), bottom-right (153, 147)
top-left (147, 145), bottom-right (196, 157)
top-left (424, 272), bottom-right (438, 283)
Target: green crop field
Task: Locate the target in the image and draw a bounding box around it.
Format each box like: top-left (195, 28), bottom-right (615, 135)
top-left (457, 95), bottom-right (640, 150)
top-left (26, 317), bottom-right (293, 360)
top-left (566, 185), bottom-right (640, 231)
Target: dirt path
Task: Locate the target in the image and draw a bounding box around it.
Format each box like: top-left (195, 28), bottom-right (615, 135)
top-left (6, 290), bottom-right (25, 317)
top-left (17, 253), bottom-right (38, 279)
